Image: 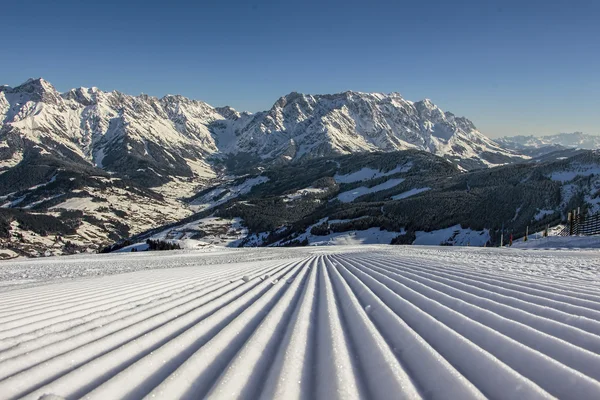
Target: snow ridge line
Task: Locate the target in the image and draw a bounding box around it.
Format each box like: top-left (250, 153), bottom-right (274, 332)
top-left (365, 256), bottom-right (600, 352)
top-left (0, 259), bottom-right (229, 303)
top-left (340, 255), bottom-right (600, 399)
top-left (331, 255), bottom-right (552, 399)
top-left (0, 254), bottom-right (288, 306)
top-left (330, 257), bottom-right (485, 399)
top-left (365, 255), bottom-right (600, 320)
top-left (0, 259), bottom-right (302, 399)
top-left (142, 258), bottom-right (311, 399)
top-left (348, 257), bottom-right (600, 381)
top-left (377, 251), bottom-right (600, 296)
top-left (0, 269), bottom-right (210, 311)
top-left (0, 260), bottom-right (283, 328)
top-left (323, 255), bottom-right (422, 399)
top-left (0, 260), bottom-right (285, 345)
top-left (0, 261), bottom-right (287, 362)
top-left (0, 265), bottom-right (247, 318)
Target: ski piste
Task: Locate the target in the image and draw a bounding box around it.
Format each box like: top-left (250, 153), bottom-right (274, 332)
top-left (1, 245), bottom-right (600, 399)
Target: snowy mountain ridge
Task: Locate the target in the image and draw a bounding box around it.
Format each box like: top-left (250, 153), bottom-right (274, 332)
top-left (498, 132), bottom-right (600, 151)
top-left (2, 77), bottom-right (573, 258)
top-left (1, 78), bottom-right (523, 188)
top-left (0, 78), bottom-right (224, 189)
top-left (215, 90), bottom-right (522, 168)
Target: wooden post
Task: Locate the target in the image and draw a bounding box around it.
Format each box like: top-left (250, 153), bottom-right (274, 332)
top-left (568, 211), bottom-right (573, 235)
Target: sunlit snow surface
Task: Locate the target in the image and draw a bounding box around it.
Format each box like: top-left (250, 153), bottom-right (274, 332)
top-left (1, 246), bottom-right (600, 399)
top-left (336, 178), bottom-right (405, 202)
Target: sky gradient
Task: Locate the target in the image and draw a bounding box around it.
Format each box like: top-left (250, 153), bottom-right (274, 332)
top-left (1, 0), bottom-right (598, 138)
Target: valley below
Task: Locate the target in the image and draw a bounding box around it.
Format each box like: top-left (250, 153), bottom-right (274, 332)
top-left (1, 78), bottom-right (599, 258)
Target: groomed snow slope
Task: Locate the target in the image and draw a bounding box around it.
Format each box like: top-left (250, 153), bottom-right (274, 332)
top-left (1, 246), bottom-right (600, 399)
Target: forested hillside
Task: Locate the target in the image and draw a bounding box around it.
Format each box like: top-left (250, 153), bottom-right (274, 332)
top-left (114, 150), bottom-right (600, 250)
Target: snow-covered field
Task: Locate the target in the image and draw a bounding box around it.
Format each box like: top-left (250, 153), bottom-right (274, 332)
top-left (1, 246), bottom-right (600, 399)
top-left (336, 178), bottom-right (405, 202)
top-left (413, 224), bottom-right (490, 246)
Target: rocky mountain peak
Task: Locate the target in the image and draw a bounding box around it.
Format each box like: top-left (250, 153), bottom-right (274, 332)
top-left (62, 86), bottom-right (104, 106)
top-left (6, 78), bottom-right (61, 105)
top-left (0, 78), bottom-right (527, 183)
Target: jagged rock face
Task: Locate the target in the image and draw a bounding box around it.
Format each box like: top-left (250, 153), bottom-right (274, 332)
top-left (0, 79), bottom-right (224, 186)
top-left (1, 78), bottom-right (522, 188)
top-left (224, 91), bottom-right (519, 166)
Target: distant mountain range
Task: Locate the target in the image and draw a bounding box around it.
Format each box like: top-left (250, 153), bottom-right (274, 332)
top-left (1, 78), bottom-right (598, 257)
top-left (497, 132), bottom-right (600, 155)
top-left (1, 78), bottom-right (521, 183)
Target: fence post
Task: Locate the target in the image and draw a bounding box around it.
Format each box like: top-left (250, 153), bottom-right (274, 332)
top-left (568, 211), bottom-right (573, 236)
top-left (567, 210), bottom-right (600, 236)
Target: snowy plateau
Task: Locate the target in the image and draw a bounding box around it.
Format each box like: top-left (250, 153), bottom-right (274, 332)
top-left (1, 246), bottom-right (600, 399)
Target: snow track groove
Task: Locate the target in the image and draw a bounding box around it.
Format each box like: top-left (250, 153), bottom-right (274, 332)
top-left (0, 247), bottom-right (599, 399)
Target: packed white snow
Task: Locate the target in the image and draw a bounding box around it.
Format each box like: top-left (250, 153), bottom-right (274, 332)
top-left (534, 209), bottom-right (556, 221)
top-left (413, 225), bottom-right (490, 246)
top-left (284, 187), bottom-right (328, 201)
top-left (333, 163), bottom-right (412, 183)
top-left (117, 217), bottom-right (250, 251)
top-left (305, 228), bottom-right (404, 246)
top-left (272, 218), bottom-right (404, 247)
top-left (391, 187), bottom-right (431, 200)
top-left (50, 197), bottom-right (100, 211)
top-left (1, 246), bottom-right (600, 399)
top-left (190, 176), bottom-right (269, 211)
top-left (336, 178), bottom-right (405, 202)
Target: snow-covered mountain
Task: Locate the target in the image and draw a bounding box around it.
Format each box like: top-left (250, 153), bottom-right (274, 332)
top-left (1, 78), bottom-right (225, 190)
top-left (0, 78), bottom-right (531, 257)
top-left (216, 91), bottom-right (522, 168)
top-left (1, 79), bottom-right (523, 190)
top-left (498, 132), bottom-right (600, 152)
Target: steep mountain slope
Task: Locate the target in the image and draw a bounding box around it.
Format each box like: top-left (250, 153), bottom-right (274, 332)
top-left (1, 78), bottom-right (223, 191)
top-left (0, 152), bottom-right (192, 258)
top-left (1, 79), bottom-right (524, 187)
top-left (0, 79), bottom-right (224, 256)
top-left (219, 91), bottom-right (522, 169)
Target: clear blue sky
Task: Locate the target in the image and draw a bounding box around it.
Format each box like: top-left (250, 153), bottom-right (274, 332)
top-left (1, 0), bottom-right (598, 137)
